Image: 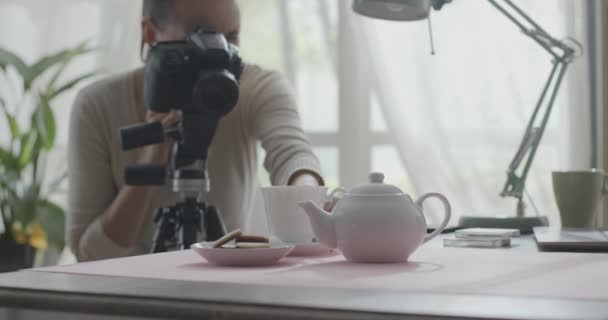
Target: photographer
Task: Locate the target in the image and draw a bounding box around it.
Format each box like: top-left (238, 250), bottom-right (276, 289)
top-left (67, 0), bottom-right (323, 262)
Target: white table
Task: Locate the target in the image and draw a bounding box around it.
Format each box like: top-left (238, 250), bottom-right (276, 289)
top-left (1, 235), bottom-right (607, 320)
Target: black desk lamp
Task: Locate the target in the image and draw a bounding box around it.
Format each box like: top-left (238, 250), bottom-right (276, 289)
top-left (353, 0), bottom-right (581, 233)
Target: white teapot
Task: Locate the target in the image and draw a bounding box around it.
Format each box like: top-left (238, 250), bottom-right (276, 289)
top-left (299, 173), bottom-right (451, 263)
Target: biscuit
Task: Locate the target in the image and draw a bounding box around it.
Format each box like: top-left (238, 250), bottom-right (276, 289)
top-left (236, 234), bottom-right (270, 243)
top-left (213, 229), bottom-right (242, 248)
top-left (235, 242), bottom-right (272, 249)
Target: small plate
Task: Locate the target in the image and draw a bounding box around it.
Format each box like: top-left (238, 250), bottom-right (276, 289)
top-left (191, 242), bottom-right (295, 267)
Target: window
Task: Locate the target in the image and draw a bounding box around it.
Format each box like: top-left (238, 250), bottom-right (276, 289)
top-left (241, 0), bottom-right (406, 191)
top-left (241, 0), bottom-right (590, 226)
top-left (0, 0), bottom-right (590, 227)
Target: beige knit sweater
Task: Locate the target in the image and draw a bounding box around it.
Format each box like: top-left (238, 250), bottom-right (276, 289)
top-left (67, 64), bottom-right (321, 261)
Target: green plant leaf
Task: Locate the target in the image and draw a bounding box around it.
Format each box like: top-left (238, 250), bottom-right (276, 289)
top-left (0, 146), bottom-right (18, 172)
top-left (35, 95), bottom-right (56, 150)
top-left (27, 47), bottom-right (88, 90)
top-left (49, 71), bottom-right (97, 100)
top-left (18, 131), bottom-right (39, 170)
top-left (0, 47), bottom-right (31, 84)
top-left (8, 184), bottom-right (40, 228)
top-left (12, 199), bottom-right (37, 227)
top-left (48, 41), bottom-right (95, 88)
top-left (37, 200), bottom-right (65, 250)
top-left (0, 171), bottom-right (18, 199)
top-left (0, 96), bottom-right (20, 140)
top-left (35, 41), bottom-right (95, 92)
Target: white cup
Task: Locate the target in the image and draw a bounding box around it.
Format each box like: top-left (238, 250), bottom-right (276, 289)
top-left (261, 186), bottom-right (329, 245)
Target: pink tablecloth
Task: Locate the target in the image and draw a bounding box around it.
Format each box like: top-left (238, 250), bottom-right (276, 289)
top-left (37, 247), bottom-right (608, 301)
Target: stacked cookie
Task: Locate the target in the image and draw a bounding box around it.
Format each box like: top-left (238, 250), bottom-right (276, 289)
top-left (213, 229), bottom-right (271, 249)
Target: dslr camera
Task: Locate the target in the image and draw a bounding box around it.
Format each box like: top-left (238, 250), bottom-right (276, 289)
top-left (144, 28), bottom-right (243, 115)
top-left (122, 28), bottom-right (243, 166)
top-left (119, 28), bottom-right (243, 252)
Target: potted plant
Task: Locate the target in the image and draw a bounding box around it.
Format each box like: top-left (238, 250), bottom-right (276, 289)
top-left (0, 42), bottom-right (95, 272)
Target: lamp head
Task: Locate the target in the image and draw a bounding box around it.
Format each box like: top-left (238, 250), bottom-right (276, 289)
top-left (353, 0), bottom-right (450, 21)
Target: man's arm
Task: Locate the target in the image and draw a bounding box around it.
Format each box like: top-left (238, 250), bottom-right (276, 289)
top-left (68, 90), bottom-right (128, 261)
top-left (67, 90), bottom-right (176, 261)
top-left (250, 69), bottom-right (324, 186)
top-left (99, 111), bottom-right (178, 248)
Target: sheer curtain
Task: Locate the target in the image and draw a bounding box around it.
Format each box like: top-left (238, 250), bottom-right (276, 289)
top-left (0, 0), bottom-right (142, 207)
top-left (0, 0), bottom-right (594, 243)
top-left (0, 0), bottom-right (142, 148)
top-left (351, 0), bottom-right (591, 225)
top-left (0, 0), bottom-right (142, 264)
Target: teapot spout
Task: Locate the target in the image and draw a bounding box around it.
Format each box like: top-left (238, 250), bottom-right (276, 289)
top-left (298, 201), bottom-right (337, 249)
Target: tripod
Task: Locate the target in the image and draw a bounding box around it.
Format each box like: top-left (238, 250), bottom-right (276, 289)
top-left (118, 27), bottom-right (242, 252)
top-left (151, 196), bottom-right (227, 253)
top-left (149, 166), bottom-right (228, 253)
top-left (120, 114), bottom-right (230, 253)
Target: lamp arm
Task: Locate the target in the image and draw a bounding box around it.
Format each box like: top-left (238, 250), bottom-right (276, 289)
top-left (423, 0), bottom-right (579, 211)
top-left (432, 0), bottom-right (576, 60)
top-left (488, 0), bottom-right (572, 60)
top-left (501, 61), bottom-right (570, 202)
top-left (486, 0), bottom-right (578, 208)
top-left (506, 62), bottom-right (561, 175)
top-left (511, 62), bottom-right (570, 190)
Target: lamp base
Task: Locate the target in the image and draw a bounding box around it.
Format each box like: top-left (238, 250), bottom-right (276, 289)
top-left (458, 216), bottom-right (549, 235)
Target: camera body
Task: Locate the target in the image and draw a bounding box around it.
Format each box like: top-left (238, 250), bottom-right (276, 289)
top-left (121, 28), bottom-right (243, 163)
top-left (144, 28), bottom-right (243, 115)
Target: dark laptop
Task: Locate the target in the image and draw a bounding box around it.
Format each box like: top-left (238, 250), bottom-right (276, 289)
top-left (534, 226), bottom-right (608, 252)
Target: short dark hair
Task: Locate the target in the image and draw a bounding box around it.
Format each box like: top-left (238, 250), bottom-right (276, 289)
top-left (141, 0), bottom-right (176, 59)
top-left (143, 0), bottom-right (176, 31)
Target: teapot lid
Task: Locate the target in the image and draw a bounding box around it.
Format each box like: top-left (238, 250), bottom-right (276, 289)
top-left (349, 172), bottom-right (404, 195)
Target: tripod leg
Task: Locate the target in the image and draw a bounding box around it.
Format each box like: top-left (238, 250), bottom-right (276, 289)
top-left (180, 198), bottom-right (201, 250)
top-left (151, 208), bottom-right (178, 253)
top-left (204, 205), bottom-right (227, 241)
top-left (151, 208), bottom-right (167, 253)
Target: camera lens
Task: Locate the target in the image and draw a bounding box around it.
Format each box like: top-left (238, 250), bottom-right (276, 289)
top-left (203, 83), bottom-right (226, 105)
top-left (193, 70), bottom-right (239, 115)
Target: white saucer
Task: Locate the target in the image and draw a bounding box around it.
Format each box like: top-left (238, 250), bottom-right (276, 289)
top-left (191, 242), bottom-right (295, 267)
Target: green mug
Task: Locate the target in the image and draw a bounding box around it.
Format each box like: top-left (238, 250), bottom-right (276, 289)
top-left (552, 170), bottom-right (608, 229)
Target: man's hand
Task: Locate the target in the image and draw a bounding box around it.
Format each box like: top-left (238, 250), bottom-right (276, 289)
top-left (101, 111), bottom-right (181, 249)
top-left (137, 110), bottom-right (180, 165)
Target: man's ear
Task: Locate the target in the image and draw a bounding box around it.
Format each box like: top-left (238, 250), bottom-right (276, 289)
top-left (142, 17), bottom-right (158, 45)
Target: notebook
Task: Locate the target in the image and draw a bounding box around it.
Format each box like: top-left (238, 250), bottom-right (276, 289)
top-left (533, 226), bottom-right (608, 252)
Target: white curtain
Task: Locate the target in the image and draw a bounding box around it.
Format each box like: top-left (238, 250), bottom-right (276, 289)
top-left (0, 0), bottom-right (594, 230)
top-left (352, 0), bottom-right (592, 225)
top-left (0, 0), bottom-right (142, 147)
top-left (0, 0), bottom-right (143, 206)
top-left (0, 0), bottom-right (142, 264)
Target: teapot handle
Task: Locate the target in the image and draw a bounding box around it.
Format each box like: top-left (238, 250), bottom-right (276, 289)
top-left (416, 193), bottom-right (452, 243)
